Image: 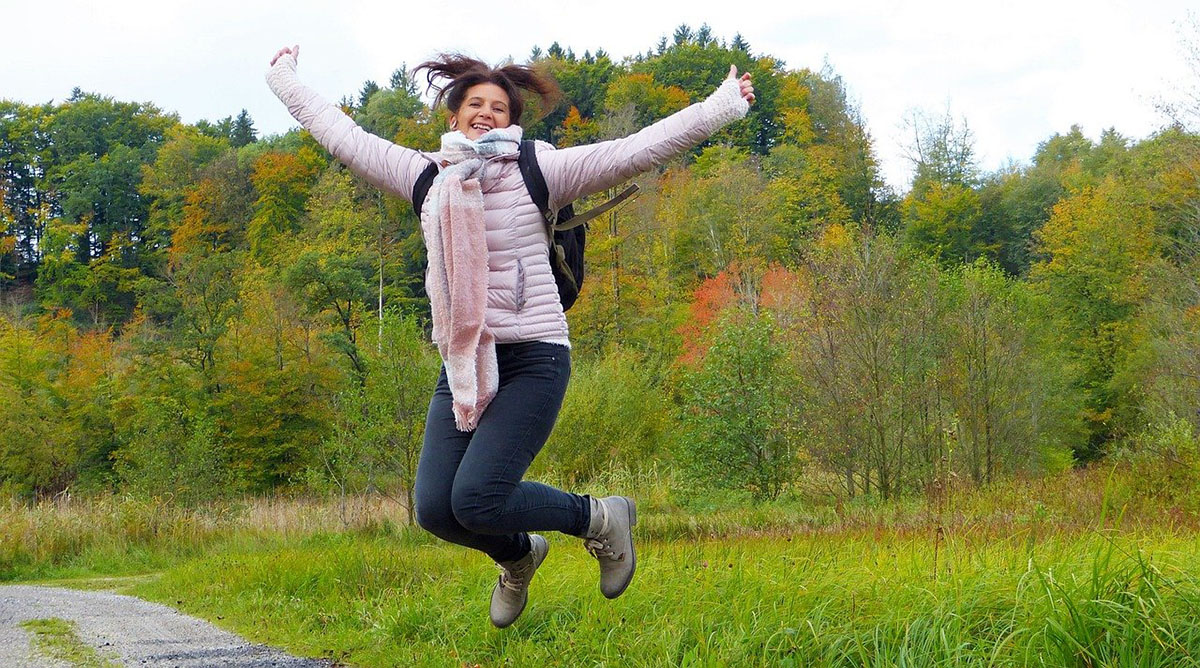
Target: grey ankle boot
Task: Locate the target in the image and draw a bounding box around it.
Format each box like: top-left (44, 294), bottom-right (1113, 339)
top-left (490, 534), bottom-right (549, 628)
top-left (583, 496), bottom-right (637, 599)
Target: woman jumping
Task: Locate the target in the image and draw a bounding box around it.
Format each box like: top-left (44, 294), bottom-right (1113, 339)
top-left (266, 44), bottom-right (754, 628)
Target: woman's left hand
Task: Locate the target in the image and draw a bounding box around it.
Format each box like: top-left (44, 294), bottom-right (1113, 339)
top-left (271, 44), bottom-right (300, 67)
top-left (728, 65), bottom-right (755, 104)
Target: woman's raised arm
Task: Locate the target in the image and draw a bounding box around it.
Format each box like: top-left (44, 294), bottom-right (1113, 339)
top-left (266, 46), bottom-right (430, 202)
top-left (537, 66), bottom-right (754, 210)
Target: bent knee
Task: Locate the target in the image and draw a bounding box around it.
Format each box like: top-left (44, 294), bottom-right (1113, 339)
top-left (414, 496), bottom-right (458, 536)
top-left (450, 489), bottom-right (504, 535)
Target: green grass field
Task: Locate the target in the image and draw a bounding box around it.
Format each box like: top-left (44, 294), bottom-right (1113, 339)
top-left (126, 527), bottom-right (1200, 667)
top-left (7, 466), bottom-right (1200, 666)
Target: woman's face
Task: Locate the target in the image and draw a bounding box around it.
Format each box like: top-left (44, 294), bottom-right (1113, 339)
top-left (451, 83), bottom-right (512, 139)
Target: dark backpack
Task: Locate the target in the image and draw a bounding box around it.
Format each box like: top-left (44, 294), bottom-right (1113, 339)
top-left (411, 140), bottom-right (637, 312)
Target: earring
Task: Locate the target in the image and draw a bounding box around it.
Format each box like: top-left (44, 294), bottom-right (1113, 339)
top-left (450, 118), bottom-right (457, 130)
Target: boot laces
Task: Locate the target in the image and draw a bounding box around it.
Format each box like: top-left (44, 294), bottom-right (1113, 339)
top-left (584, 503), bottom-right (623, 561)
top-left (498, 570), bottom-right (526, 592)
top-left (585, 537), bottom-right (621, 561)
top-left (497, 557), bottom-right (535, 592)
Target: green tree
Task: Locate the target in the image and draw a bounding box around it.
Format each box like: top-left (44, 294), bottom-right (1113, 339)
top-left (209, 271), bottom-right (338, 490)
top-left (283, 248), bottom-right (372, 381)
top-left (139, 124), bottom-right (233, 256)
top-left (35, 215), bottom-right (143, 326)
top-left (900, 110), bottom-right (990, 264)
top-left (0, 314), bottom-right (76, 497)
top-left (356, 73), bottom-right (425, 140)
top-left (634, 33), bottom-right (782, 154)
top-left (789, 67), bottom-right (890, 227)
top-left (56, 143), bottom-right (153, 263)
top-left (0, 101), bottom-right (53, 282)
top-left (1031, 179), bottom-right (1158, 460)
top-left (943, 260), bottom-right (1077, 483)
top-left (677, 310), bottom-right (802, 501)
top-left (653, 148), bottom-right (774, 284)
top-left (603, 73), bottom-right (690, 130)
top-left (761, 144), bottom-right (854, 261)
top-left (229, 109), bottom-right (257, 148)
top-left (525, 48), bottom-right (616, 142)
top-left (903, 180), bottom-right (982, 264)
top-left (166, 250), bottom-right (243, 374)
top-left (358, 80), bottom-right (381, 109)
top-left (113, 396), bottom-right (231, 504)
top-left (247, 150), bottom-right (320, 260)
top-left (47, 91), bottom-right (174, 163)
top-left (310, 311), bottom-right (440, 520)
top-left (0, 314), bottom-right (124, 497)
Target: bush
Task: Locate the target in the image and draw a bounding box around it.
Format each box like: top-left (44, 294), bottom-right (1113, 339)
top-left (674, 311), bottom-right (804, 501)
top-left (535, 346), bottom-right (671, 484)
top-left (1118, 413), bottom-right (1200, 512)
top-left (304, 310), bottom-right (440, 519)
top-left (112, 397), bottom-right (237, 505)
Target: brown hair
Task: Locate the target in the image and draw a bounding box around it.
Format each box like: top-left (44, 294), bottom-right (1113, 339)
top-left (414, 54), bottom-right (560, 125)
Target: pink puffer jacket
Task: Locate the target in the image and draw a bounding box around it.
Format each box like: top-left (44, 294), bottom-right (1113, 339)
top-left (266, 55), bottom-right (749, 345)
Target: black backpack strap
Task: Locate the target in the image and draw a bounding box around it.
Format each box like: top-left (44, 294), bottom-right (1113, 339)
top-left (518, 140), bottom-right (579, 294)
top-left (411, 161), bottom-right (439, 217)
top-left (517, 140), bottom-right (555, 225)
top-left (553, 184), bottom-right (640, 231)
top-left (518, 141), bottom-right (641, 231)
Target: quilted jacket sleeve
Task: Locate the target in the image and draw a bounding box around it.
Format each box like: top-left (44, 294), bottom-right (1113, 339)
top-left (266, 53), bottom-right (429, 201)
top-left (537, 77), bottom-right (749, 210)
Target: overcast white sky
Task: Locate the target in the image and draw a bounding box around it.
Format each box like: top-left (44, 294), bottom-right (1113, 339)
top-left (1, 0), bottom-right (1196, 189)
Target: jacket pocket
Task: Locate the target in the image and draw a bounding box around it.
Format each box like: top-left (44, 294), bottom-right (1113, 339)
top-left (515, 256), bottom-right (527, 311)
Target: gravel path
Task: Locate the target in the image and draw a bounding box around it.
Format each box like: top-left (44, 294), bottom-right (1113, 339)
top-left (0, 585), bottom-right (334, 667)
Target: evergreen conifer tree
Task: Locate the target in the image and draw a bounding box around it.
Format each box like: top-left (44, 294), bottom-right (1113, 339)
top-left (230, 109), bottom-right (257, 148)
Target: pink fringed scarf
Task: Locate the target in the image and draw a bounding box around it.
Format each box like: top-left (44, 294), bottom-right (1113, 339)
top-left (422, 127), bottom-right (522, 431)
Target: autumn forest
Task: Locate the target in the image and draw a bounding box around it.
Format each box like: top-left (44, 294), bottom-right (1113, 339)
top-left (2, 24), bottom-right (1199, 512)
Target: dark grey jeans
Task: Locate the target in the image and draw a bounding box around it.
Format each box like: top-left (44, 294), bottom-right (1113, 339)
top-left (413, 341), bottom-right (590, 563)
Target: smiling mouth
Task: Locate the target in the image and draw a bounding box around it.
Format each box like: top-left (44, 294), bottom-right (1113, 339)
top-left (471, 124), bottom-right (493, 132)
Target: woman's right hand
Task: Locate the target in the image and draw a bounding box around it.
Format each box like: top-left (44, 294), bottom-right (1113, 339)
top-left (270, 44), bottom-right (300, 67)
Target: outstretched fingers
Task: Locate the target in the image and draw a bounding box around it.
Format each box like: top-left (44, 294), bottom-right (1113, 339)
top-left (270, 44), bottom-right (300, 67)
top-left (738, 72), bottom-right (755, 104)
top-left (726, 65), bottom-right (755, 104)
